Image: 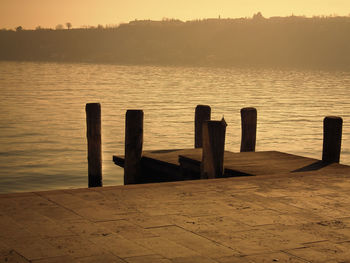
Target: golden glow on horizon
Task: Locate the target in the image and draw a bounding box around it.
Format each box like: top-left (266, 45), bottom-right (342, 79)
top-left (1, 0), bottom-right (350, 29)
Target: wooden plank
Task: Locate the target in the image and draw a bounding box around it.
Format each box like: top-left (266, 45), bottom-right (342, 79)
top-left (196, 151), bottom-right (350, 177)
top-left (140, 149), bottom-right (201, 182)
top-left (180, 151), bottom-right (319, 176)
top-left (114, 149), bottom-right (350, 183)
top-left (142, 149), bottom-right (200, 166)
top-left (113, 149), bottom-right (200, 168)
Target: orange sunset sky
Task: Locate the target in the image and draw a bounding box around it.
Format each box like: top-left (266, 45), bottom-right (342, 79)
top-left (1, 0), bottom-right (350, 29)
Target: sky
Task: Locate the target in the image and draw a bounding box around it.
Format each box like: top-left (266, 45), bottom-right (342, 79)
top-left (1, 0), bottom-right (350, 29)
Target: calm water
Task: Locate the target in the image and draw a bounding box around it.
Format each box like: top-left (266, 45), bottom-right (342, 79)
top-left (0, 61), bottom-right (350, 193)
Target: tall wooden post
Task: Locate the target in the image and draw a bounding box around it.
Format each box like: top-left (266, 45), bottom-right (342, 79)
top-left (195, 105), bottom-right (211, 148)
top-left (124, 110), bottom-right (143, 185)
top-left (240, 107), bottom-right (257, 152)
top-left (201, 119), bottom-right (227, 179)
top-left (322, 116), bottom-right (342, 163)
top-left (86, 103), bottom-right (102, 187)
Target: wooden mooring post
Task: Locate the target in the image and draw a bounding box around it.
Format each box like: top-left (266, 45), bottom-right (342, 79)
top-left (124, 110), bottom-right (144, 185)
top-left (195, 105), bottom-right (211, 148)
top-left (86, 103), bottom-right (102, 187)
top-left (240, 107), bottom-right (257, 152)
top-left (322, 116), bottom-right (343, 163)
top-left (201, 119), bottom-right (227, 179)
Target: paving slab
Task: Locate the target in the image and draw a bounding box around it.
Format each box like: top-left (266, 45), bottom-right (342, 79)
top-left (124, 254), bottom-right (172, 263)
top-left (286, 241), bottom-right (350, 262)
top-left (0, 249), bottom-right (30, 263)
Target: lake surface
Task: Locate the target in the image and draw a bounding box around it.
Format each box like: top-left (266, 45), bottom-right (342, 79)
top-left (0, 61), bottom-right (349, 193)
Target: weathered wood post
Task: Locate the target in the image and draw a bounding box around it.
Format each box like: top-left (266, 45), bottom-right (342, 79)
top-left (124, 110), bottom-right (144, 185)
top-left (201, 118), bottom-right (227, 179)
top-left (86, 103), bottom-right (102, 187)
top-left (195, 105), bottom-right (211, 148)
top-left (240, 107), bottom-right (257, 152)
top-left (322, 116), bottom-right (342, 163)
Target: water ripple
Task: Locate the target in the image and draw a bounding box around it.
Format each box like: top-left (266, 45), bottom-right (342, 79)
top-left (0, 61), bottom-right (349, 193)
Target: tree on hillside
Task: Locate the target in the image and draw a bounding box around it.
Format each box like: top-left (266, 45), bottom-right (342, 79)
top-left (56, 24), bottom-right (64, 30)
top-left (253, 12), bottom-right (264, 20)
top-left (15, 26), bottom-right (23, 32)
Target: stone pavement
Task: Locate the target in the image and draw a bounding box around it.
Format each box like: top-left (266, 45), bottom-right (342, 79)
top-left (1, 166), bottom-right (350, 262)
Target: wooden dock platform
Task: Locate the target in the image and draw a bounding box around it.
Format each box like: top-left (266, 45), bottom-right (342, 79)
top-left (1, 165), bottom-right (350, 262)
top-left (113, 149), bottom-right (350, 183)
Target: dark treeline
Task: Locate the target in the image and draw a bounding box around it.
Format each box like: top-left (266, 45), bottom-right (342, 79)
top-left (1, 14), bottom-right (350, 69)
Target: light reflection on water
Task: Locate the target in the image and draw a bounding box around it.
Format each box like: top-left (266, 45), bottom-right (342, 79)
top-left (0, 61), bottom-right (349, 193)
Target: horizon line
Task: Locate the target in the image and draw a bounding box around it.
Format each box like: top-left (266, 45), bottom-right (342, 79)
top-left (2, 12), bottom-right (350, 31)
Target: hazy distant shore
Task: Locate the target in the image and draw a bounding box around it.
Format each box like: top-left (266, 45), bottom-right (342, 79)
top-left (1, 15), bottom-right (350, 70)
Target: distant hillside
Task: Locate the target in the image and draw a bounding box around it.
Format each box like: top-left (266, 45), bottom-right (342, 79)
top-left (1, 15), bottom-right (350, 70)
